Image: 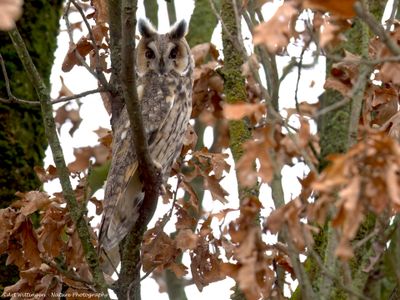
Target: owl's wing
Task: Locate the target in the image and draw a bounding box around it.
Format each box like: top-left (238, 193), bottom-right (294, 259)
top-left (98, 76), bottom-right (174, 253)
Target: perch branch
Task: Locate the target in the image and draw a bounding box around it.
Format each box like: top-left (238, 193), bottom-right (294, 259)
top-left (8, 27), bottom-right (110, 299)
top-left (115, 0), bottom-right (162, 298)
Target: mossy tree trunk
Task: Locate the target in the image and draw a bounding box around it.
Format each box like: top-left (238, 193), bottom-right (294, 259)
top-left (0, 0), bottom-right (62, 296)
top-left (144, 0), bottom-right (158, 28)
top-left (303, 1), bottom-right (386, 299)
top-left (220, 1), bottom-right (254, 299)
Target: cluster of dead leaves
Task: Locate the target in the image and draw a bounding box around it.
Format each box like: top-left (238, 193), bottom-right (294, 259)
top-left (309, 132), bottom-right (400, 259)
top-left (62, 0), bottom-right (109, 73)
top-left (143, 194), bottom-right (295, 300)
top-left (324, 24), bottom-right (400, 135)
top-left (0, 190), bottom-right (100, 299)
top-left (235, 119), bottom-right (317, 187)
top-left (253, 0), bottom-right (355, 53)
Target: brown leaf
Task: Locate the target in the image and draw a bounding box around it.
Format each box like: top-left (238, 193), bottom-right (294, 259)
top-left (68, 147), bottom-right (92, 173)
top-left (20, 220), bottom-right (42, 268)
top-left (0, 208), bottom-right (17, 254)
top-left (223, 102), bottom-right (266, 122)
top-left (58, 76), bottom-right (74, 98)
top-left (181, 123), bottom-right (197, 156)
top-left (253, 2), bottom-right (299, 53)
top-left (34, 165), bottom-right (58, 183)
top-left (167, 262), bottom-right (188, 278)
top-left (36, 274), bottom-right (62, 298)
top-left (176, 229), bottom-right (199, 251)
top-left (91, 0), bottom-right (108, 24)
top-left (54, 104), bottom-right (82, 135)
top-left (38, 206), bottom-right (67, 258)
top-left (62, 37), bottom-right (94, 72)
top-left (175, 204), bottom-right (197, 230)
top-left (17, 191), bottom-right (51, 216)
top-left (190, 240), bottom-right (225, 291)
top-left (191, 43), bottom-right (219, 66)
top-left (142, 230), bottom-right (179, 273)
top-left (0, 0), bottom-right (23, 31)
top-left (303, 0), bottom-right (356, 19)
top-left (236, 127), bottom-right (274, 187)
top-left (204, 175), bottom-right (229, 203)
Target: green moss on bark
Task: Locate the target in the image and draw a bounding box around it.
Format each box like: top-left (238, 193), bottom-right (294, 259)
top-left (144, 0), bottom-right (158, 28)
top-left (221, 0), bottom-right (254, 202)
top-left (186, 0), bottom-right (219, 48)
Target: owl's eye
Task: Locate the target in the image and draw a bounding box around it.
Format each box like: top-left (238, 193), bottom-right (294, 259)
top-left (145, 48), bottom-right (155, 59)
top-left (169, 47), bottom-right (178, 59)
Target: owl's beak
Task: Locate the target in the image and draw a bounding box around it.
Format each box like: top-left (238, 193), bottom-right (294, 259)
top-left (159, 59), bottom-right (166, 75)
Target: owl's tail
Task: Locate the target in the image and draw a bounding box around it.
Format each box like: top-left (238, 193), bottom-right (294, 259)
top-left (98, 169), bottom-right (144, 274)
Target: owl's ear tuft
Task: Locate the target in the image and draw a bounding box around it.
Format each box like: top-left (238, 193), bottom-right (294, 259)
top-left (169, 19), bottom-right (187, 39)
top-left (138, 19), bottom-right (157, 38)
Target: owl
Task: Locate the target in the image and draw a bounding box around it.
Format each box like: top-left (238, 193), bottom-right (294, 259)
top-left (98, 19), bottom-right (193, 253)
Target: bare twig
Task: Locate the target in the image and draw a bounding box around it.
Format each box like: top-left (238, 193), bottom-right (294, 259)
top-left (313, 97), bottom-right (351, 119)
top-left (70, 0), bottom-right (109, 89)
top-left (63, 1), bottom-right (106, 84)
top-left (0, 87), bottom-right (104, 105)
top-left (0, 54), bottom-right (15, 101)
top-left (326, 53), bottom-right (400, 65)
top-left (355, 2), bottom-right (400, 56)
top-left (44, 258), bottom-right (94, 286)
top-left (307, 248), bottom-right (370, 300)
top-left (285, 227), bottom-right (316, 299)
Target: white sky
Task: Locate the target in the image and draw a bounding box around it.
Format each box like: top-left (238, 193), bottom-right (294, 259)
top-left (44, 0), bottom-right (394, 298)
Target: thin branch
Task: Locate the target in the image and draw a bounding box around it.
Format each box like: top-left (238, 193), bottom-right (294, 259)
top-left (326, 53), bottom-right (400, 65)
top-left (307, 248), bottom-right (370, 300)
top-left (355, 2), bottom-right (400, 56)
top-left (63, 1), bottom-right (105, 84)
top-left (8, 27), bottom-right (110, 299)
top-left (116, 0), bottom-right (162, 298)
top-left (313, 97), bottom-right (351, 119)
top-left (285, 227), bottom-right (316, 299)
top-left (0, 87), bottom-right (104, 105)
top-left (44, 258), bottom-right (94, 286)
top-left (51, 88), bottom-right (105, 104)
top-left (0, 54), bottom-right (14, 100)
top-left (70, 0), bottom-right (109, 89)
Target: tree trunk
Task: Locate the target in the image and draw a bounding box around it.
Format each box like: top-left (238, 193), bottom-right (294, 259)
top-left (306, 1), bottom-right (387, 299)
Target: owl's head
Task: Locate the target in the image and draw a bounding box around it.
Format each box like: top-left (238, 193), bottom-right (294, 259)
top-left (136, 19), bottom-right (192, 77)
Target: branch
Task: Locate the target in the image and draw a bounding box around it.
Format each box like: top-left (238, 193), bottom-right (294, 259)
top-left (63, 1), bottom-right (109, 88)
top-left (8, 27), bottom-right (110, 299)
top-left (0, 86), bottom-right (105, 106)
top-left (307, 248), bottom-right (370, 300)
top-left (115, 0), bottom-right (162, 298)
top-left (70, 0), bottom-right (109, 89)
top-left (355, 2), bottom-right (400, 56)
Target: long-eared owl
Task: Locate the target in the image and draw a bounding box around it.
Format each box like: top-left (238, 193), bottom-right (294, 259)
top-left (99, 19), bottom-right (193, 251)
